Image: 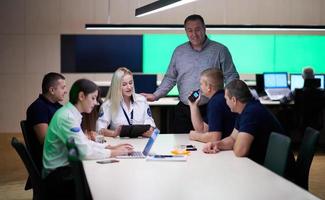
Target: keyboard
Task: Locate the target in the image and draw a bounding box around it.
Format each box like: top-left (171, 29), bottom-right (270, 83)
top-left (265, 88), bottom-right (291, 100)
top-left (116, 151), bottom-right (145, 159)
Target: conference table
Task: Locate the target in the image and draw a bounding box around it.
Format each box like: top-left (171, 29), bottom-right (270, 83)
top-left (82, 134), bottom-right (319, 200)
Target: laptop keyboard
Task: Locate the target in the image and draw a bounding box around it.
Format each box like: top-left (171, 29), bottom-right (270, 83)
top-left (266, 88), bottom-right (291, 100)
top-left (128, 151), bottom-right (144, 157)
top-left (267, 88), bottom-right (290, 96)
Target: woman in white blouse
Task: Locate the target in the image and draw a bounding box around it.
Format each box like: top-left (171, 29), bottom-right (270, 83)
top-left (96, 67), bottom-right (156, 137)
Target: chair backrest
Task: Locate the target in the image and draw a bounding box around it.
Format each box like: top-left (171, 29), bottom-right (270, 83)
top-left (264, 132), bottom-right (292, 177)
top-left (67, 137), bottom-right (92, 200)
top-left (295, 127), bottom-right (320, 190)
top-left (11, 137), bottom-right (43, 200)
top-left (294, 88), bottom-right (325, 130)
top-left (20, 120), bottom-right (43, 171)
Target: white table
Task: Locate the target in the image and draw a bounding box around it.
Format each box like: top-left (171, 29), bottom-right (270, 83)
top-left (83, 134), bottom-right (319, 200)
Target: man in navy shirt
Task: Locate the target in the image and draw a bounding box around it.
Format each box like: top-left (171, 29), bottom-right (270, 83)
top-left (203, 79), bottom-right (285, 164)
top-left (188, 68), bottom-right (236, 143)
top-left (26, 72), bottom-right (67, 170)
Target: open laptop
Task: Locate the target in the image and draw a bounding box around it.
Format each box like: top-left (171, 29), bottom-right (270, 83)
top-left (263, 72), bottom-right (291, 100)
top-left (119, 124), bottom-right (151, 138)
top-left (116, 128), bottom-right (160, 159)
top-left (290, 74), bottom-right (324, 91)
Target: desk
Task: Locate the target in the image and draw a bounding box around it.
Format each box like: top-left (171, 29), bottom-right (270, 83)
top-left (148, 96), bottom-right (286, 106)
top-left (83, 134), bottom-right (319, 200)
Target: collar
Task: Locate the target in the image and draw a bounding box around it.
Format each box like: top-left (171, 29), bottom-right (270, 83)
top-left (39, 94), bottom-right (57, 105)
top-left (66, 102), bottom-right (83, 120)
top-left (188, 36), bottom-right (210, 52)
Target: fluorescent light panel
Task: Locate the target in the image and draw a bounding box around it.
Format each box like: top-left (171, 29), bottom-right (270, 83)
top-left (85, 24), bottom-right (325, 32)
top-left (135, 0), bottom-right (197, 17)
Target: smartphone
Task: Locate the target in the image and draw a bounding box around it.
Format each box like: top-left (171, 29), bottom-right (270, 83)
top-left (96, 159), bottom-right (119, 164)
top-left (188, 90), bottom-right (200, 102)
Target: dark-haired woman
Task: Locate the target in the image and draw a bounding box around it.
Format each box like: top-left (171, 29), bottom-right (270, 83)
top-left (43, 79), bottom-right (133, 199)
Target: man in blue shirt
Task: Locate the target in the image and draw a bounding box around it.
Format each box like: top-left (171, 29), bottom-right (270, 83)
top-left (26, 72), bottom-right (67, 170)
top-left (203, 80), bottom-right (285, 164)
top-left (188, 68), bottom-right (236, 143)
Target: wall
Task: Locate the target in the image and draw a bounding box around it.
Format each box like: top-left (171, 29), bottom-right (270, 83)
top-left (1, 0), bottom-right (325, 132)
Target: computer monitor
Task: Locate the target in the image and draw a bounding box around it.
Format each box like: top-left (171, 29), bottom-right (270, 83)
top-left (290, 74), bottom-right (324, 91)
top-left (263, 72), bottom-right (288, 89)
top-left (133, 74), bottom-right (157, 93)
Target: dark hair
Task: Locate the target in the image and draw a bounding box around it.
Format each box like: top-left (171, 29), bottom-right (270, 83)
top-left (225, 80), bottom-right (252, 103)
top-left (184, 14), bottom-right (205, 26)
top-left (42, 72), bottom-right (65, 94)
top-left (69, 79), bottom-right (98, 104)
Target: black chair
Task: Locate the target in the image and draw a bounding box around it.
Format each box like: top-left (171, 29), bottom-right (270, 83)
top-left (264, 132), bottom-right (292, 177)
top-left (294, 88), bottom-right (325, 131)
top-left (294, 127), bottom-right (320, 190)
top-left (67, 137), bottom-right (93, 200)
top-left (11, 137), bottom-right (44, 200)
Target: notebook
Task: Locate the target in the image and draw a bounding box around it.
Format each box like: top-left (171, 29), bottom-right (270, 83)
top-left (290, 74), bottom-right (324, 91)
top-left (116, 128), bottom-right (160, 159)
top-left (263, 72), bottom-right (291, 100)
top-left (119, 124), bottom-right (151, 138)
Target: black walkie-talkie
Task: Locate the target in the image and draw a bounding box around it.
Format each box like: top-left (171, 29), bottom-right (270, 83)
top-left (188, 89), bottom-right (200, 102)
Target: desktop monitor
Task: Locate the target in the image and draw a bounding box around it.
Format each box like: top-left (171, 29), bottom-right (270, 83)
top-left (133, 74), bottom-right (157, 93)
top-left (263, 72), bottom-right (288, 89)
top-left (290, 74), bottom-right (324, 91)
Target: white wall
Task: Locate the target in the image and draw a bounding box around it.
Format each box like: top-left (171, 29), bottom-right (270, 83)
top-left (1, 0), bottom-right (325, 132)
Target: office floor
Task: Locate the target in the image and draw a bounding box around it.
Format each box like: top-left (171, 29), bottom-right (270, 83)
top-left (0, 133), bottom-right (324, 200)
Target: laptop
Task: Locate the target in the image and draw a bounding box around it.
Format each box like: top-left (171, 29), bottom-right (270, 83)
top-left (116, 128), bottom-right (160, 159)
top-left (290, 74), bottom-right (324, 91)
top-left (263, 72), bottom-right (291, 100)
top-left (119, 124), bottom-right (151, 138)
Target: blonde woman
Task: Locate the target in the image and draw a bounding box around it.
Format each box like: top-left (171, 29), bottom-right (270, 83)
top-left (96, 67), bottom-right (156, 137)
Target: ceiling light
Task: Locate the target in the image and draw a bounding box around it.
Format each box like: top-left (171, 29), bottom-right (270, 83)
top-left (135, 0), bottom-right (197, 17)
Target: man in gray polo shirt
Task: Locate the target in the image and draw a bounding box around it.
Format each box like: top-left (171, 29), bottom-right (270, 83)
top-left (142, 14), bottom-right (239, 133)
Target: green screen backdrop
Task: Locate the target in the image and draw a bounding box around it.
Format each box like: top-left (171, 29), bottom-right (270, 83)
top-left (143, 34), bottom-right (325, 74)
top-left (143, 34), bottom-right (325, 95)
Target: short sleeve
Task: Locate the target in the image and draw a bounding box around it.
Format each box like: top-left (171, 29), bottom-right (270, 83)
top-left (96, 103), bottom-right (111, 132)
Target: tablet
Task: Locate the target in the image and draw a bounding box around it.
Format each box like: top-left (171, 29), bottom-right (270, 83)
top-left (119, 124), bottom-right (151, 138)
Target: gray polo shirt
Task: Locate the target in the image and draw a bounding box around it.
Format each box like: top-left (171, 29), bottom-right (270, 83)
top-left (154, 37), bottom-right (239, 105)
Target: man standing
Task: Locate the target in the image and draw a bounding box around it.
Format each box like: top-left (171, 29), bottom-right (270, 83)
top-left (142, 14), bottom-right (239, 133)
top-left (188, 68), bottom-right (236, 143)
top-left (26, 72), bottom-right (67, 170)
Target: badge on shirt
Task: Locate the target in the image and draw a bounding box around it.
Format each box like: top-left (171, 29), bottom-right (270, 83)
top-left (70, 127), bottom-right (81, 133)
top-left (99, 107), bottom-right (104, 118)
top-left (147, 108), bottom-right (152, 117)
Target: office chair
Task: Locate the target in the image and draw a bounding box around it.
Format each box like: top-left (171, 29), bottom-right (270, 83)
top-left (67, 137), bottom-right (93, 200)
top-left (11, 137), bottom-right (44, 200)
top-left (20, 120), bottom-right (44, 187)
top-left (294, 87), bottom-right (325, 131)
top-left (294, 127), bottom-right (320, 190)
top-left (264, 132), bottom-right (292, 177)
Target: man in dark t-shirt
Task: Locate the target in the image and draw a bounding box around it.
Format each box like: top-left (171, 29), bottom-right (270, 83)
top-left (26, 72), bottom-right (67, 171)
top-left (188, 68), bottom-right (236, 143)
top-left (203, 80), bottom-right (291, 165)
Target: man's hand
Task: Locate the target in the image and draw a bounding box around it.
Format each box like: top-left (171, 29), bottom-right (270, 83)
top-left (140, 93), bottom-right (157, 102)
top-left (203, 142), bottom-right (220, 154)
top-left (189, 130), bottom-right (199, 141)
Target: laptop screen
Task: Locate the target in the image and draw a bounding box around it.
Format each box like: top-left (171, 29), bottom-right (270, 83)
top-left (290, 74), bottom-right (324, 91)
top-left (263, 72), bottom-right (288, 89)
top-left (142, 129), bottom-right (160, 156)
